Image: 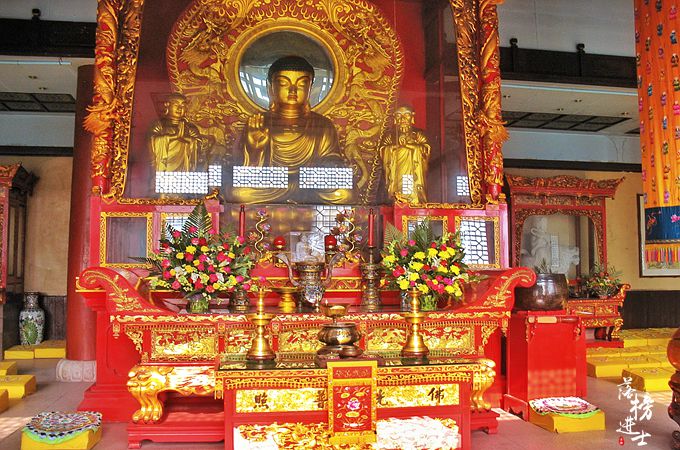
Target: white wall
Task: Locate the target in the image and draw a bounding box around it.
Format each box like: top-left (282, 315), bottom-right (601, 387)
top-left (504, 129), bottom-right (641, 164)
top-left (0, 114), bottom-right (75, 147)
top-left (498, 0), bottom-right (635, 57)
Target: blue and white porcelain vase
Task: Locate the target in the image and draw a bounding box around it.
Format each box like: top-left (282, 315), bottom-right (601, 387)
top-left (19, 292), bottom-right (45, 345)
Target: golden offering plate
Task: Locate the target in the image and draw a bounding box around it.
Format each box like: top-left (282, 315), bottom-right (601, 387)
top-left (271, 286), bottom-right (299, 312)
top-left (319, 302), bottom-right (352, 323)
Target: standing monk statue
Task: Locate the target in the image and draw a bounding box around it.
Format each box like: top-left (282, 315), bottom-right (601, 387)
top-left (380, 106), bottom-right (431, 204)
top-left (149, 93), bottom-right (208, 172)
top-left (238, 55), bottom-right (350, 204)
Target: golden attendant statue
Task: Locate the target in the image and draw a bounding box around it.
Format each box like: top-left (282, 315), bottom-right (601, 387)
top-left (148, 93), bottom-right (209, 172)
top-left (380, 106), bottom-right (431, 204)
top-left (238, 56), bottom-right (350, 204)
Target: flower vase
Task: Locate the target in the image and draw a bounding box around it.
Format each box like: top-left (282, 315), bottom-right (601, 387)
top-left (229, 287), bottom-right (250, 311)
top-left (187, 295), bottom-right (210, 314)
top-left (419, 294), bottom-right (438, 311)
top-left (19, 292), bottom-right (45, 345)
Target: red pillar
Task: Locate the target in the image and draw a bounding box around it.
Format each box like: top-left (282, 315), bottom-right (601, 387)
top-left (65, 65), bottom-right (95, 361)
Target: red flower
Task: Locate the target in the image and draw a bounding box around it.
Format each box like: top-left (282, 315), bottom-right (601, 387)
top-left (197, 263), bottom-right (205, 271)
top-left (161, 259), bottom-right (171, 268)
top-left (392, 269), bottom-right (401, 277)
top-left (189, 226), bottom-right (198, 233)
top-left (194, 281), bottom-right (203, 289)
top-left (172, 230), bottom-right (181, 239)
top-left (185, 253), bottom-right (194, 262)
top-left (198, 237), bottom-right (207, 246)
top-left (244, 247), bottom-right (252, 255)
top-left (163, 270), bottom-right (172, 280)
top-left (171, 281), bottom-right (181, 290)
top-left (217, 252), bottom-right (227, 262)
top-left (440, 245), bottom-right (447, 251)
top-left (191, 238), bottom-right (199, 245)
top-left (207, 265), bottom-right (215, 272)
top-left (206, 285), bottom-right (215, 293)
top-left (430, 242), bottom-right (437, 248)
top-left (209, 273), bottom-right (218, 283)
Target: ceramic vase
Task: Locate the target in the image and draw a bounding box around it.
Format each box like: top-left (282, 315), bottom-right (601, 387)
top-left (19, 292), bottom-right (45, 345)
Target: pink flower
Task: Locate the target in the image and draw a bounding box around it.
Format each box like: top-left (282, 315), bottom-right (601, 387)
top-left (185, 253), bottom-right (194, 262)
top-left (243, 283), bottom-right (251, 291)
top-left (224, 267), bottom-right (231, 273)
top-left (172, 230), bottom-right (181, 239)
top-left (408, 240), bottom-right (416, 246)
top-left (161, 259), bottom-right (171, 268)
top-left (209, 274), bottom-right (218, 283)
top-left (207, 265), bottom-right (215, 272)
top-left (237, 236), bottom-right (246, 244)
top-left (208, 229), bottom-right (216, 235)
top-left (392, 269), bottom-right (401, 277)
top-left (163, 271), bottom-right (172, 280)
top-left (206, 285), bottom-right (215, 293)
top-left (409, 281), bottom-right (416, 287)
top-left (197, 263), bottom-right (205, 271)
top-left (189, 226), bottom-right (198, 233)
top-left (217, 252), bottom-right (227, 262)
top-left (171, 281), bottom-right (181, 290)
top-left (235, 275), bottom-right (244, 283)
top-left (191, 238), bottom-right (199, 245)
top-left (400, 249), bottom-right (408, 257)
top-left (198, 254), bottom-right (208, 262)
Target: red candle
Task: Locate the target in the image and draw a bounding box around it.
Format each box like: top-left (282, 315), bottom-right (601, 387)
top-left (368, 208), bottom-right (375, 247)
top-left (238, 205), bottom-right (246, 238)
top-left (324, 234), bottom-right (338, 250)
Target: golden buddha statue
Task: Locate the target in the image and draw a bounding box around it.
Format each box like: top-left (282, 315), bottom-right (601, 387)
top-left (380, 106), bottom-right (431, 204)
top-left (148, 93), bottom-right (209, 172)
top-left (236, 56), bottom-right (350, 204)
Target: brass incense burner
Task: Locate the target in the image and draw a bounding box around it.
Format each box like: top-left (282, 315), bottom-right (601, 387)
top-left (277, 252), bottom-right (343, 309)
top-left (317, 302), bottom-right (362, 358)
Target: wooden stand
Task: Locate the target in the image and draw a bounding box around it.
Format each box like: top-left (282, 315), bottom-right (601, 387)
top-left (504, 311), bottom-right (586, 420)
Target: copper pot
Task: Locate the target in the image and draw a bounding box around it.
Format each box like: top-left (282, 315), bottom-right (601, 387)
top-left (514, 273), bottom-right (568, 311)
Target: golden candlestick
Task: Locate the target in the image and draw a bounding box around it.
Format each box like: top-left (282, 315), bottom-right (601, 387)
top-left (401, 288), bottom-right (429, 358)
top-left (246, 287), bottom-right (276, 361)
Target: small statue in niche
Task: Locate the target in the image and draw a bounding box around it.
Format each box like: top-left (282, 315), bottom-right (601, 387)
top-left (293, 232), bottom-right (325, 263)
top-left (520, 216), bottom-right (551, 269)
top-left (379, 106), bottom-right (431, 204)
top-left (148, 93), bottom-right (211, 172)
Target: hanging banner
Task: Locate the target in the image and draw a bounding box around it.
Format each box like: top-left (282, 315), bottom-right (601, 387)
top-left (636, 0), bottom-right (680, 273)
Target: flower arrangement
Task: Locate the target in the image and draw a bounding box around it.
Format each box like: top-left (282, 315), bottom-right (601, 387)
top-left (142, 203), bottom-right (255, 313)
top-left (584, 263), bottom-right (621, 298)
top-left (381, 221), bottom-right (473, 310)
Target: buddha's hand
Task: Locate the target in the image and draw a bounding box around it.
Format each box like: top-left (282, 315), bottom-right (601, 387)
top-left (246, 113), bottom-right (270, 151)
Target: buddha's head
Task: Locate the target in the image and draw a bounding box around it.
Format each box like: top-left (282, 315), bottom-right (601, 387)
top-left (267, 56), bottom-right (315, 114)
top-left (394, 106), bottom-right (415, 133)
top-left (162, 93), bottom-right (188, 121)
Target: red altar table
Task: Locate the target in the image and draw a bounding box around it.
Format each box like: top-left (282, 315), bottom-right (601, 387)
top-left (215, 357), bottom-right (473, 450)
top-left (503, 311), bottom-right (587, 419)
top-left (76, 266), bottom-right (534, 447)
top-left (565, 284), bottom-right (629, 348)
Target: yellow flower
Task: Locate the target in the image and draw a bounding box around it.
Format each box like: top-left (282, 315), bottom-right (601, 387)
top-left (450, 265), bottom-right (461, 275)
top-left (417, 284), bottom-right (429, 294)
top-left (436, 265), bottom-right (448, 273)
top-left (408, 272), bottom-right (420, 281)
top-left (438, 250), bottom-right (449, 258)
top-left (185, 265), bottom-right (194, 273)
top-left (200, 245), bottom-right (209, 253)
top-left (398, 279), bottom-right (410, 290)
top-left (413, 251), bottom-right (426, 260)
top-left (228, 252), bottom-right (236, 258)
top-left (169, 269), bottom-right (176, 276)
top-left (193, 260), bottom-right (200, 267)
top-left (409, 262), bottom-right (424, 271)
top-left (176, 252), bottom-right (184, 260)
top-left (185, 245), bottom-right (197, 254)
top-left (427, 248), bottom-right (438, 258)
top-left (383, 255), bottom-right (396, 264)
top-left (445, 285), bottom-right (455, 294)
